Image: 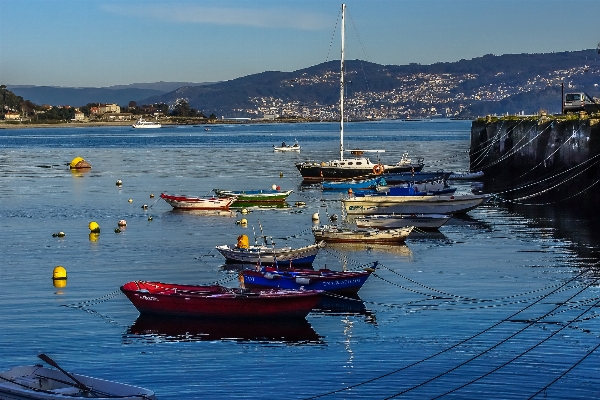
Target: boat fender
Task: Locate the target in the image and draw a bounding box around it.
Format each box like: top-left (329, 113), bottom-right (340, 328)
top-left (373, 164), bottom-right (384, 175)
top-left (295, 277), bottom-right (311, 285)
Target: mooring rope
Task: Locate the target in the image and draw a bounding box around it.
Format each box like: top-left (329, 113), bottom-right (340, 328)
top-left (303, 264), bottom-right (596, 399)
top-left (430, 296), bottom-right (600, 399)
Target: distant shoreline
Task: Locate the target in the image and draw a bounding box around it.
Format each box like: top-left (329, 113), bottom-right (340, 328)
top-left (0, 118), bottom-right (320, 130)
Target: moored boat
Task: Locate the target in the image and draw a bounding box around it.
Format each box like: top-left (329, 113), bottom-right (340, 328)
top-left (241, 262), bottom-right (377, 295)
top-left (120, 280), bottom-right (322, 319)
top-left (322, 176), bottom-right (386, 191)
top-left (448, 171), bottom-right (484, 180)
top-left (381, 170), bottom-right (452, 184)
top-left (213, 188), bottom-right (293, 203)
top-left (354, 213), bottom-right (452, 230)
top-left (342, 193), bottom-right (489, 215)
top-left (216, 235), bottom-right (324, 266)
top-left (131, 117), bottom-right (161, 129)
top-left (294, 5), bottom-right (423, 182)
top-left (312, 225), bottom-right (413, 244)
top-left (274, 142), bottom-right (301, 152)
top-left (160, 192), bottom-right (235, 210)
top-left (0, 359), bottom-right (156, 400)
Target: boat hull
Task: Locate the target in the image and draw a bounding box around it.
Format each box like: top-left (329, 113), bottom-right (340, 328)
top-left (381, 171), bottom-right (452, 184)
top-left (0, 365), bottom-right (156, 400)
top-left (120, 281), bottom-right (322, 319)
top-left (312, 226), bottom-right (413, 243)
top-left (241, 269), bottom-right (373, 295)
top-left (354, 214), bottom-right (451, 230)
top-left (343, 194), bottom-right (489, 215)
top-left (296, 163), bottom-right (424, 182)
top-left (160, 193), bottom-right (234, 210)
top-left (216, 242), bottom-right (323, 266)
top-left (213, 189), bottom-right (292, 203)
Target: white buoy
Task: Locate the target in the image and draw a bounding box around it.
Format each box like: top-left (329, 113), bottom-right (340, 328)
top-left (312, 213), bottom-right (320, 221)
top-left (271, 184), bottom-right (277, 190)
top-left (116, 179), bottom-right (123, 186)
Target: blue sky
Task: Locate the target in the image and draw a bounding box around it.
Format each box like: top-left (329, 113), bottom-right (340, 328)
top-left (1, 0), bottom-right (599, 88)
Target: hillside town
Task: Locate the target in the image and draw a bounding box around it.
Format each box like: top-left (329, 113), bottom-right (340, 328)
top-left (0, 62), bottom-right (597, 124)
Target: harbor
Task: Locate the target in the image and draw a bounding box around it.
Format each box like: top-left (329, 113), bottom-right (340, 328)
top-left (0, 120), bottom-right (599, 399)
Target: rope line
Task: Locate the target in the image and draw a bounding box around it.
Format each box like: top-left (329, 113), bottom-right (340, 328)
top-left (303, 265), bottom-right (596, 399)
top-left (385, 274), bottom-right (600, 399)
top-left (431, 297), bottom-right (600, 399)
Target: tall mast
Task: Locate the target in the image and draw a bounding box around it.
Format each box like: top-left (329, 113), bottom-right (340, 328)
top-left (339, 3), bottom-right (345, 161)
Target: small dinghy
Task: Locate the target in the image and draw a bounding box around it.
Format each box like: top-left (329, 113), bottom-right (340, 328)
top-left (0, 354), bottom-right (156, 399)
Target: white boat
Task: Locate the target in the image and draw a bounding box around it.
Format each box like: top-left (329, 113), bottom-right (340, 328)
top-left (0, 363), bottom-right (156, 400)
top-left (312, 225), bottom-right (413, 244)
top-left (294, 4), bottom-right (423, 182)
top-left (132, 117), bottom-right (161, 129)
top-left (448, 171), bottom-right (484, 180)
top-left (343, 193), bottom-right (489, 215)
top-left (216, 240), bottom-right (325, 266)
top-left (354, 214), bottom-right (451, 230)
top-left (274, 142), bottom-right (301, 152)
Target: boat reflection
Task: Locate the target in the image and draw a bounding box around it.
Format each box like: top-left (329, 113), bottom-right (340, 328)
top-left (325, 242), bottom-right (413, 257)
top-left (231, 202), bottom-right (290, 209)
top-left (313, 293), bottom-right (376, 323)
top-left (168, 209), bottom-right (236, 217)
top-left (124, 314), bottom-right (323, 344)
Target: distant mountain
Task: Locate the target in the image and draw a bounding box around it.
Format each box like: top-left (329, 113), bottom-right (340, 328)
top-left (5, 81), bottom-right (210, 107)
top-left (143, 49), bottom-right (600, 118)
top-left (5, 50), bottom-right (600, 118)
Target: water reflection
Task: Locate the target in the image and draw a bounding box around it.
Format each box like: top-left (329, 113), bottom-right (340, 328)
top-left (313, 293), bottom-right (376, 324)
top-left (231, 202), bottom-right (291, 209)
top-left (124, 314), bottom-right (322, 344)
top-left (325, 242), bottom-right (413, 257)
top-left (168, 209), bottom-right (236, 217)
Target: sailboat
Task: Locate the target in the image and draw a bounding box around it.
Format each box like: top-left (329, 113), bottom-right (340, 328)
top-left (295, 4), bottom-right (424, 182)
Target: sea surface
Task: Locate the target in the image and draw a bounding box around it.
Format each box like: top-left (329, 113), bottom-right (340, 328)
top-left (0, 120), bottom-right (599, 399)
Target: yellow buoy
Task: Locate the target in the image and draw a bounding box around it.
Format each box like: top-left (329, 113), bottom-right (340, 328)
top-left (240, 218), bottom-right (248, 225)
top-left (312, 213), bottom-right (320, 221)
top-left (53, 266), bottom-right (67, 280)
top-left (237, 234), bottom-right (249, 248)
top-left (280, 172), bottom-right (283, 178)
top-left (69, 157), bottom-right (91, 169)
top-left (128, 199), bottom-right (133, 203)
top-left (150, 193), bottom-right (155, 198)
top-left (241, 208), bottom-right (249, 214)
top-left (53, 279), bottom-right (67, 289)
top-left (118, 220), bottom-right (127, 227)
top-left (88, 221), bottom-right (100, 233)
top-left (52, 231), bottom-right (66, 237)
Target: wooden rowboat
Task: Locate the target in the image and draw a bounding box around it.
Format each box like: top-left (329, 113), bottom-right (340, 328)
top-left (120, 281), bottom-right (322, 319)
top-left (312, 225), bottom-right (413, 244)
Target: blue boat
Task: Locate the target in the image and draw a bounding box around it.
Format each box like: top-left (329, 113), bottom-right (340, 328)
top-left (381, 170), bottom-right (452, 184)
top-left (240, 262), bottom-right (378, 295)
top-left (354, 182), bottom-right (456, 196)
top-left (322, 177), bottom-right (386, 191)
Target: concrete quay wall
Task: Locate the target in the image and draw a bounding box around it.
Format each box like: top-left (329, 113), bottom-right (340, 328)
top-left (470, 117), bottom-right (600, 201)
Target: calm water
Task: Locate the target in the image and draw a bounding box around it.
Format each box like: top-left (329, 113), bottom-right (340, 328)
top-left (0, 120), bottom-right (599, 399)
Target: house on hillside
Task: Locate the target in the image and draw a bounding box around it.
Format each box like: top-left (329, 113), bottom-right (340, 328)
top-left (4, 112), bottom-right (21, 121)
top-left (98, 103), bottom-right (121, 114)
top-left (102, 112), bottom-right (133, 121)
top-left (73, 110), bottom-right (85, 121)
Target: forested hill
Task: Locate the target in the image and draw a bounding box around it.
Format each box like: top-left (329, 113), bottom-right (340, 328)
top-left (7, 49), bottom-right (600, 119)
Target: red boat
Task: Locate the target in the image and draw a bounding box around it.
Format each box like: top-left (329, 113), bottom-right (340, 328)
top-left (120, 281), bottom-right (322, 319)
top-left (160, 193), bottom-right (235, 210)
